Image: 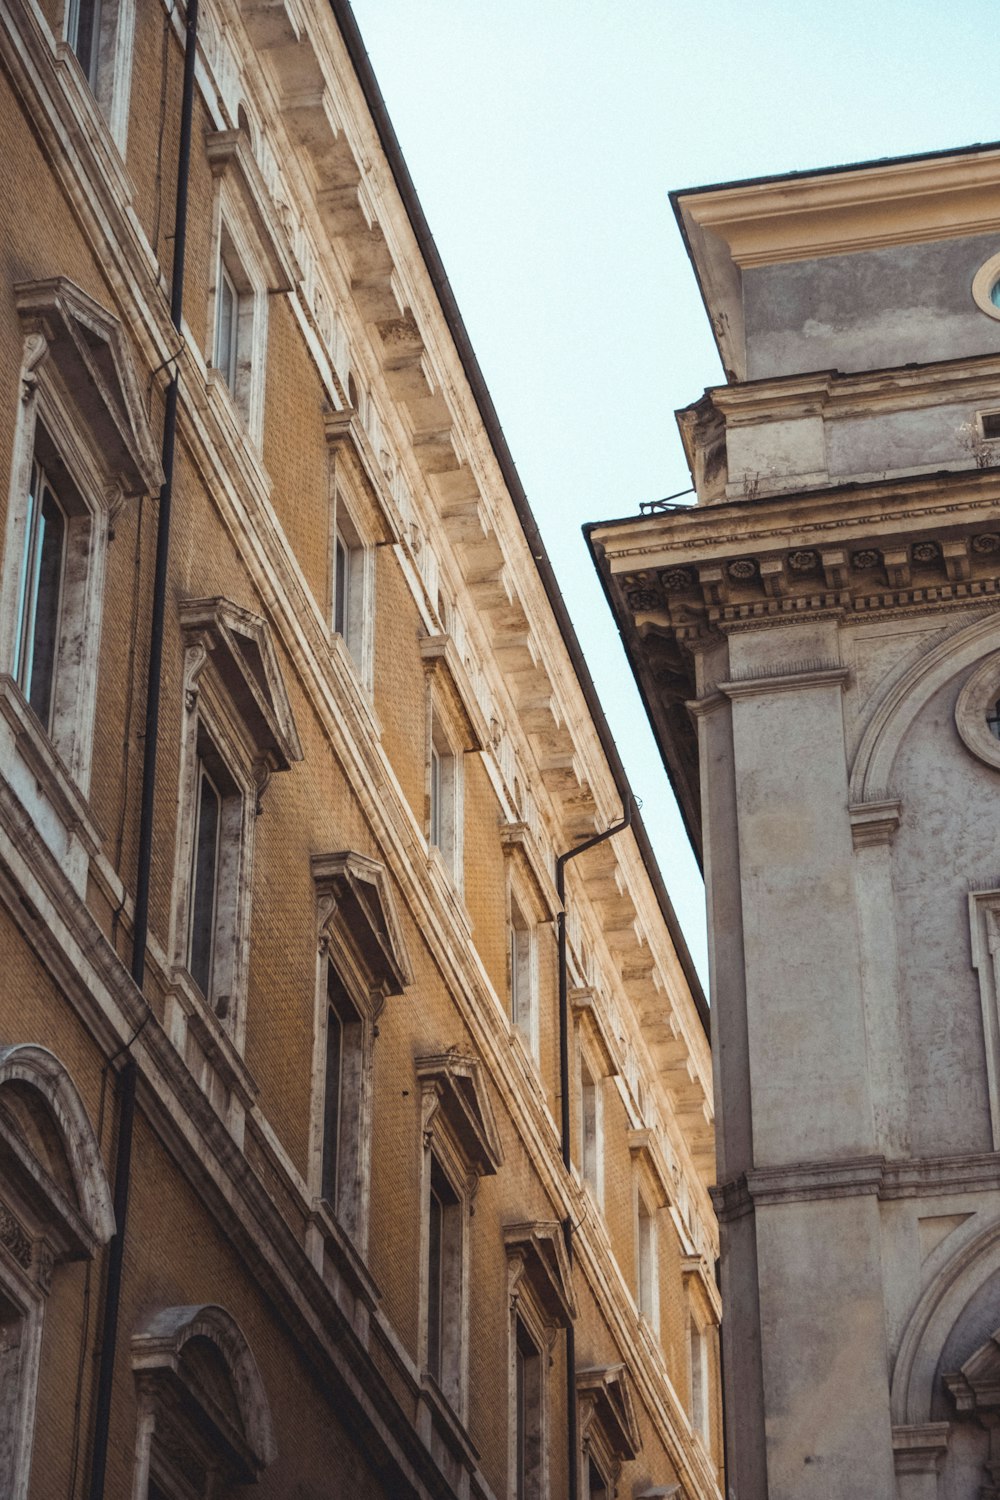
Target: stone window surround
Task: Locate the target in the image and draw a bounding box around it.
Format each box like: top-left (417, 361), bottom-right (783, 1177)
top-left (129, 1303), bottom-right (276, 1500)
top-left (576, 1031), bottom-right (606, 1209)
top-left (500, 820), bottom-right (557, 1066)
top-left (576, 1364), bottom-right (640, 1496)
top-left (972, 251), bottom-right (1000, 322)
top-left (324, 408), bottom-right (405, 696)
top-left (956, 653), bottom-right (1000, 772)
top-left (416, 1051), bottom-right (502, 1424)
top-left (205, 129), bottom-right (294, 445)
top-left (57, 0), bottom-right (135, 153)
top-left (168, 598), bottom-right (302, 1067)
top-left (0, 1044), bottom-right (114, 1500)
top-left (503, 1222), bottom-right (576, 1500)
top-left (2, 280), bottom-right (161, 799)
top-left (629, 1134), bottom-right (670, 1338)
top-left (308, 851), bottom-right (411, 1262)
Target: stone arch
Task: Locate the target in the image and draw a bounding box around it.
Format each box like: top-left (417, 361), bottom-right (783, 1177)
top-left (131, 1304), bottom-right (277, 1477)
top-left (891, 1214), bottom-right (1000, 1427)
top-left (0, 1043), bottom-right (114, 1248)
top-left (849, 609), bottom-right (1000, 805)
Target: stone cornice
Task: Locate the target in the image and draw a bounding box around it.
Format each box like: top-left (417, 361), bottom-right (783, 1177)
top-left (717, 664), bottom-right (849, 700)
top-left (712, 1150), bottom-right (1000, 1221)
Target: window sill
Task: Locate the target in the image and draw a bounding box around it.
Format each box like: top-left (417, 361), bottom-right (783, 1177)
top-left (306, 1198), bottom-right (380, 1335)
top-left (0, 676), bottom-right (103, 897)
top-left (329, 631), bottom-right (382, 740)
top-left (426, 845), bottom-right (473, 937)
top-left (164, 967), bottom-right (258, 1143)
top-left (418, 1372), bottom-right (480, 1473)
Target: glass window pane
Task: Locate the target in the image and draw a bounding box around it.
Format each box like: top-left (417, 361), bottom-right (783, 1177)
top-left (427, 1181), bottom-right (443, 1381)
top-left (215, 262), bottom-right (238, 388)
top-left (334, 535), bottom-right (348, 637)
top-left (188, 763), bottom-right (221, 997)
top-left (27, 483), bottom-right (66, 730)
top-left (321, 1000), bottom-right (343, 1205)
top-left (70, 0), bottom-right (102, 86)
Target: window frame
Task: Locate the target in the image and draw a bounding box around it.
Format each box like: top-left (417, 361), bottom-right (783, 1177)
top-left (577, 1043), bottom-right (604, 1207)
top-left (509, 885), bottom-right (538, 1055)
top-left (60, 0), bottom-right (136, 151)
top-left (329, 472), bottom-right (376, 690)
top-left (635, 1186), bottom-right (660, 1334)
top-left (427, 695), bottom-right (464, 884)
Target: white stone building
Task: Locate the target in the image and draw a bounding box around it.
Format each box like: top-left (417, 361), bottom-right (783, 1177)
top-left (588, 142), bottom-right (1000, 1498)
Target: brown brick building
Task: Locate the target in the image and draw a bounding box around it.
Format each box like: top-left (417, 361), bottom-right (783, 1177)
top-left (0, 3), bottom-right (720, 1498)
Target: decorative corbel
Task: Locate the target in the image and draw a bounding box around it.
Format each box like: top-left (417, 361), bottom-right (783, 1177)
top-left (20, 330), bottom-right (49, 402)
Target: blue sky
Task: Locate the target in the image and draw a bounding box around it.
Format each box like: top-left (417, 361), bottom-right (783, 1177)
top-left (348, 0), bottom-right (1000, 979)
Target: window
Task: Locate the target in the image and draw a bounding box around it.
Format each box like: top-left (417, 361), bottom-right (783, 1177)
top-left (330, 492), bottom-right (374, 686)
top-left (514, 1318), bottom-right (542, 1500)
top-left (320, 964), bottom-right (363, 1220)
top-left (172, 599), bottom-right (302, 1057)
top-left (209, 236), bottom-right (258, 429)
top-left (428, 705), bottom-right (461, 879)
top-left (131, 1305), bottom-right (276, 1499)
top-left (580, 1056), bottom-right (603, 1203)
top-left (426, 1156), bottom-right (461, 1393)
top-left (689, 1314), bottom-right (710, 1445)
top-left (205, 131), bottom-right (295, 445)
top-left (587, 1456), bottom-right (610, 1499)
top-left (417, 1052), bottom-right (501, 1421)
top-left (61, 0), bottom-right (135, 149)
top-left (576, 1365), bottom-right (640, 1494)
top-left (4, 281), bottom-right (162, 799)
top-left (509, 891), bottom-right (537, 1050)
top-left (67, 0), bottom-right (102, 85)
top-left (0, 1045), bottom-right (114, 1500)
top-left (504, 1223), bottom-right (576, 1500)
top-left (13, 457), bottom-right (66, 733)
top-left (311, 854), bottom-right (411, 1257)
top-left (183, 732), bottom-right (244, 1015)
top-left (636, 1193), bottom-right (658, 1330)
top-left (213, 255), bottom-right (240, 391)
top-left (972, 253), bottom-right (1000, 322)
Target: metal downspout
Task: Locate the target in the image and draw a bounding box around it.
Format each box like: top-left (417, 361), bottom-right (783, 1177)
top-left (86, 4), bottom-right (199, 1495)
top-left (556, 797), bottom-right (633, 1500)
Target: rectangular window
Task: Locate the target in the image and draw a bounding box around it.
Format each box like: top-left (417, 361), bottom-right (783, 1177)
top-left (13, 459), bottom-right (66, 733)
top-left (67, 0), bottom-right (102, 86)
top-left (587, 1456), bottom-right (609, 1500)
top-left (426, 1156), bottom-right (460, 1391)
top-left (214, 257), bottom-right (240, 391)
top-left (321, 965), bottom-right (363, 1217)
top-left (637, 1194), bottom-right (658, 1329)
top-left (515, 1318), bottom-right (541, 1500)
top-left (188, 757), bottom-right (222, 1000)
top-left (333, 533), bottom-right (349, 639)
top-left (581, 1059), bottom-right (601, 1197)
top-left (690, 1316), bottom-right (710, 1443)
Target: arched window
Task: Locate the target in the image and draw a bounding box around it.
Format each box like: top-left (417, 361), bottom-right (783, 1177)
top-left (0, 1044), bottom-right (114, 1500)
top-left (130, 1304), bottom-right (277, 1499)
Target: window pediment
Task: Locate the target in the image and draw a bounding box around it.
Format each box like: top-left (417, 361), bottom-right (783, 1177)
top-left (945, 1325), bottom-right (1000, 1418)
top-left (0, 1044), bottom-right (114, 1276)
top-left (501, 821), bottom-right (559, 922)
top-left (325, 408), bottom-right (405, 545)
top-left (577, 1364), bottom-right (640, 1465)
top-left (416, 1052), bottom-right (503, 1177)
top-left (421, 634), bottom-right (489, 752)
top-left (311, 851), bottom-right (412, 1000)
top-left (15, 278), bottom-right (162, 497)
top-left (504, 1221), bottom-right (577, 1328)
top-left (629, 1128), bottom-right (671, 1209)
top-left (205, 130), bottom-right (295, 294)
top-left (132, 1304), bottom-right (277, 1483)
top-left (180, 597), bottom-right (302, 772)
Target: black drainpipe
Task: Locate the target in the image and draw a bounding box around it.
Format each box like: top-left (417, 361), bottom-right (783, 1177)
top-left (87, 4), bottom-right (199, 1496)
top-left (556, 797), bottom-right (632, 1500)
